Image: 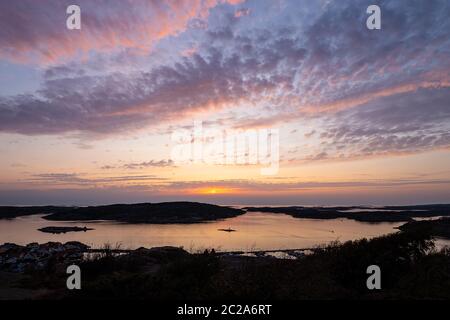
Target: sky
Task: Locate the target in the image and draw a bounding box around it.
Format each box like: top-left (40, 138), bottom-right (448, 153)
top-left (0, 0), bottom-right (449, 206)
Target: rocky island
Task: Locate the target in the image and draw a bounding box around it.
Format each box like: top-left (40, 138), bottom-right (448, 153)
top-left (42, 202), bottom-right (244, 223)
top-left (244, 204), bottom-right (450, 223)
top-left (38, 226), bottom-right (94, 234)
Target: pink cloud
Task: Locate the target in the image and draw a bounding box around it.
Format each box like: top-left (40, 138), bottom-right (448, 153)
top-left (0, 0), bottom-right (243, 65)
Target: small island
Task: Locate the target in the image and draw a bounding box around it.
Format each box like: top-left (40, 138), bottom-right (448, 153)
top-left (218, 228), bottom-right (236, 232)
top-left (38, 226), bottom-right (94, 234)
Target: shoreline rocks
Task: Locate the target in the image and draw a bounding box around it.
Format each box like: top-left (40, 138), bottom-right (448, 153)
top-left (0, 241), bottom-right (89, 273)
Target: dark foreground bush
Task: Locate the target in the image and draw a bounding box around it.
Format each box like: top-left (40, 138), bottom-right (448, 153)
top-left (54, 231), bottom-right (450, 300)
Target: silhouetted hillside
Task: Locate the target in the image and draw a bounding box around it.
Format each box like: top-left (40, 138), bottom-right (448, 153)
top-left (398, 217), bottom-right (450, 239)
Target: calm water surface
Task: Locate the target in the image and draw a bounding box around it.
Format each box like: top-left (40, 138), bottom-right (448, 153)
top-left (0, 212), bottom-right (407, 251)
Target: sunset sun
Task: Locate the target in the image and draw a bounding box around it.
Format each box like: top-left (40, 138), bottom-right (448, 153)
top-left (195, 187), bottom-right (232, 195)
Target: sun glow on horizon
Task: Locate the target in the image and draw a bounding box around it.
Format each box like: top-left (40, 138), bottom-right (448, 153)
top-left (196, 187), bottom-right (233, 195)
